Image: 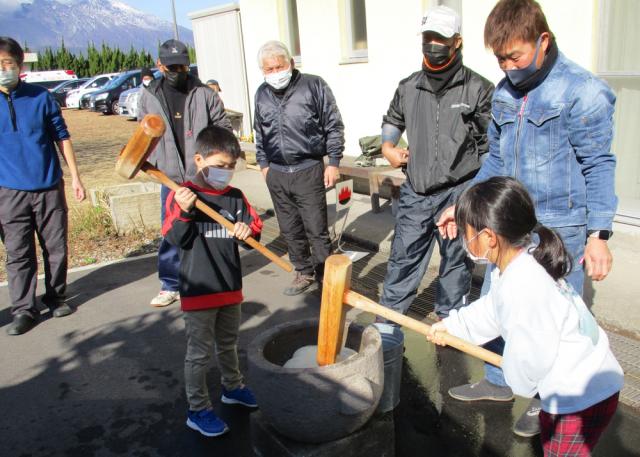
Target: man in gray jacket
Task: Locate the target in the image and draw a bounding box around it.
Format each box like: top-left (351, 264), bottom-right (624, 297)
top-left (138, 39), bottom-right (231, 307)
top-left (380, 6), bottom-right (494, 319)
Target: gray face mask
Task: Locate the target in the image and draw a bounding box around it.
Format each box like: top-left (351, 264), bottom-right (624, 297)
top-left (0, 68), bottom-right (19, 90)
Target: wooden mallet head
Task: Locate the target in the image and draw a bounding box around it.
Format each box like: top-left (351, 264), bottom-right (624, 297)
top-left (317, 254), bottom-right (353, 366)
top-left (115, 114), bottom-right (166, 180)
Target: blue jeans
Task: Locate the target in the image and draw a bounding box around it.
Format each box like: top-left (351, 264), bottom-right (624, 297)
top-left (158, 185), bottom-right (180, 292)
top-left (484, 225), bottom-right (587, 387)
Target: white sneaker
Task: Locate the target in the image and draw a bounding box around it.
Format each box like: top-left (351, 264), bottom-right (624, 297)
top-left (150, 290), bottom-right (180, 307)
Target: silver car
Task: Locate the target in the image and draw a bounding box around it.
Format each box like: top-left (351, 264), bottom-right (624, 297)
top-left (118, 87), bottom-right (141, 119)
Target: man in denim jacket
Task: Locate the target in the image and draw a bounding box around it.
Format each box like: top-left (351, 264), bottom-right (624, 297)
top-left (437, 0), bottom-right (617, 438)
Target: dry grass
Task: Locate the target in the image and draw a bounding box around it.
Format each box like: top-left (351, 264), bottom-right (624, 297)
top-left (0, 109), bottom-right (159, 282)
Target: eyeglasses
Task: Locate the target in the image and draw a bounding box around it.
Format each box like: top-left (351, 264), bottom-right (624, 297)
top-left (0, 58), bottom-right (18, 70)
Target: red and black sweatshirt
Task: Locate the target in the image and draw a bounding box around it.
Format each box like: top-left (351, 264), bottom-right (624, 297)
top-left (162, 182), bottom-right (263, 311)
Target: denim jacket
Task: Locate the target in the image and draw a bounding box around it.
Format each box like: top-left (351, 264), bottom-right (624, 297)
top-left (475, 52), bottom-right (617, 230)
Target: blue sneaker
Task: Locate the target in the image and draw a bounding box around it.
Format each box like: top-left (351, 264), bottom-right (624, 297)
top-left (186, 408), bottom-right (229, 437)
top-left (221, 385), bottom-right (258, 408)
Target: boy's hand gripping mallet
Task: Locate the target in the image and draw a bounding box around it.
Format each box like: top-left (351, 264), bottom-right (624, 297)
top-left (115, 114), bottom-right (293, 273)
top-left (317, 254), bottom-right (503, 367)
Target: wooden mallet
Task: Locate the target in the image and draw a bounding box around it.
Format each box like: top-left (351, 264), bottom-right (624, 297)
top-left (115, 114), bottom-right (293, 273)
top-left (317, 254), bottom-right (502, 367)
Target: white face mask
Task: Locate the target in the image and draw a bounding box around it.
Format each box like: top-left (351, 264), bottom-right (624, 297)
top-left (0, 68), bottom-right (19, 90)
top-left (203, 166), bottom-right (234, 190)
top-left (142, 79), bottom-right (152, 87)
top-left (462, 229), bottom-right (491, 265)
top-left (264, 67), bottom-right (293, 90)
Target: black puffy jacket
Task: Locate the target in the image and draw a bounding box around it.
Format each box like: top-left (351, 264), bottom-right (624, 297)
top-left (254, 70), bottom-right (345, 169)
top-left (383, 65), bottom-right (494, 195)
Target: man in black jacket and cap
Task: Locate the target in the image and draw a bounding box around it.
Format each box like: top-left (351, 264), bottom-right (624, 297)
top-left (379, 6), bottom-right (494, 319)
top-left (254, 40), bottom-right (345, 296)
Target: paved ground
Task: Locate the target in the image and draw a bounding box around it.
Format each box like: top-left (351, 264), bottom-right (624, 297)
top-left (1, 215), bottom-right (639, 457)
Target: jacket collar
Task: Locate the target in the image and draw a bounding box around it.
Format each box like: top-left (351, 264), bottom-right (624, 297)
top-left (416, 61), bottom-right (465, 94)
top-left (148, 73), bottom-right (203, 96)
top-left (500, 50), bottom-right (565, 100)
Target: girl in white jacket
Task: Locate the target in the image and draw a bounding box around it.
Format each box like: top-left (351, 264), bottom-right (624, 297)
top-left (428, 177), bottom-right (623, 457)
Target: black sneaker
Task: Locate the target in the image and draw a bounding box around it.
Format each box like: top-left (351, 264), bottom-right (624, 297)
top-left (448, 379), bottom-right (514, 402)
top-left (513, 398), bottom-right (542, 437)
top-left (283, 273), bottom-right (316, 296)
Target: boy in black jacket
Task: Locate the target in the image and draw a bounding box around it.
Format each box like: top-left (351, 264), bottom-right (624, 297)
top-left (163, 125), bottom-right (263, 437)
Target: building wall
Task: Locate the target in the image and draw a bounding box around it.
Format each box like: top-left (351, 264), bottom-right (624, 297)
top-left (241, 0), bottom-right (597, 156)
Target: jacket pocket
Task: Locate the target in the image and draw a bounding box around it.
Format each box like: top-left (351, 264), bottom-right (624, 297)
top-left (492, 103), bottom-right (517, 173)
top-left (526, 107), bottom-right (567, 213)
top-left (305, 118), bottom-right (325, 158)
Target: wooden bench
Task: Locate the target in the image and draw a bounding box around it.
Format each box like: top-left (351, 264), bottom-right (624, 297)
top-left (369, 168), bottom-right (406, 214)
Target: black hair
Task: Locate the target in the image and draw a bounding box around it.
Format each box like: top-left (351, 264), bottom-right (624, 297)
top-left (195, 125), bottom-right (241, 160)
top-left (0, 37), bottom-right (24, 66)
top-left (140, 67), bottom-right (154, 79)
top-left (455, 176), bottom-right (572, 280)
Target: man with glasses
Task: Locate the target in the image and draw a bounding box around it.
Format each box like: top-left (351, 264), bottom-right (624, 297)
top-left (0, 37), bottom-right (86, 335)
top-left (138, 39), bottom-right (232, 308)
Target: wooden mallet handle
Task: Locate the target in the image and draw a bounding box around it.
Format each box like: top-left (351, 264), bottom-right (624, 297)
top-left (317, 254), bottom-right (502, 367)
top-left (141, 163), bottom-right (293, 273)
top-left (115, 115), bottom-right (293, 273)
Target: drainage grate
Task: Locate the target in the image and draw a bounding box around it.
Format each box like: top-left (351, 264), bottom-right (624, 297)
top-left (259, 213), bottom-right (640, 411)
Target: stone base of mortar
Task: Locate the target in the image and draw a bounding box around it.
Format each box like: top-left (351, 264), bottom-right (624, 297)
top-left (250, 410), bottom-right (395, 457)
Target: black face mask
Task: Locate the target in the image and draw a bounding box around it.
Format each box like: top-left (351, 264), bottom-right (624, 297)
top-left (165, 70), bottom-right (188, 89)
top-left (422, 43), bottom-right (452, 67)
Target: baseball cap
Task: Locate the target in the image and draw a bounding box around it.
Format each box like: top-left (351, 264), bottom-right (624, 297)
top-left (159, 39), bottom-right (190, 66)
top-left (420, 6), bottom-right (461, 38)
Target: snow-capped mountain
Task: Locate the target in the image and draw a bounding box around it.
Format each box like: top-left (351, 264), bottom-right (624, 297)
top-left (0, 0), bottom-right (194, 52)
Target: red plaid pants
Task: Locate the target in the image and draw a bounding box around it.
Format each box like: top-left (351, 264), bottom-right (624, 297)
top-left (539, 392), bottom-right (619, 457)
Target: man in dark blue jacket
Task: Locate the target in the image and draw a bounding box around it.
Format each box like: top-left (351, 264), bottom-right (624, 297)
top-left (254, 40), bottom-right (345, 296)
top-left (0, 37), bottom-right (86, 335)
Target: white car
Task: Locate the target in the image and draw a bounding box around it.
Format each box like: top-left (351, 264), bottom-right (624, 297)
top-left (65, 73), bottom-right (119, 109)
top-left (20, 70), bottom-right (77, 89)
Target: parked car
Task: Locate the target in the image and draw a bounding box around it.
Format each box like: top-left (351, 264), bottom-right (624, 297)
top-left (65, 73), bottom-right (120, 109)
top-left (118, 69), bottom-right (162, 119)
top-left (20, 70), bottom-right (77, 89)
top-left (117, 66), bottom-right (198, 119)
top-left (89, 70), bottom-right (144, 115)
top-left (49, 78), bottom-right (89, 107)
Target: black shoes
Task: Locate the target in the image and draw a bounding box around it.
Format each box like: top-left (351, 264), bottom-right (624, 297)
top-left (7, 301), bottom-right (73, 336)
top-left (50, 302), bottom-right (73, 318)
top-left (7, 313), bottom-right (38, 336)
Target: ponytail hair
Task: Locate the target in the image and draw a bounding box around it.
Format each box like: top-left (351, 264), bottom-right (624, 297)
top-left (531, 224), bottom-right (572, 281)
top-left (455, 177), bottom-right (572, 281)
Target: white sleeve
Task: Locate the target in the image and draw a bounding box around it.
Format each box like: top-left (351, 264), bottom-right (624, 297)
top-left (443, 292), bottom-right (501, 346)
top-left (501, 282), bottom-right (562, 398)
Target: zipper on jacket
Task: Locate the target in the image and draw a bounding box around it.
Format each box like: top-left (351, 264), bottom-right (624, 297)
top-left (435, 98), bottom-right (440, 161)
top-left (3, 92), bottom-right (17, 131)
top-left (514, 95), bottom-right (528, 178)
top-left (278, 103), bottom-right (290, 166)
